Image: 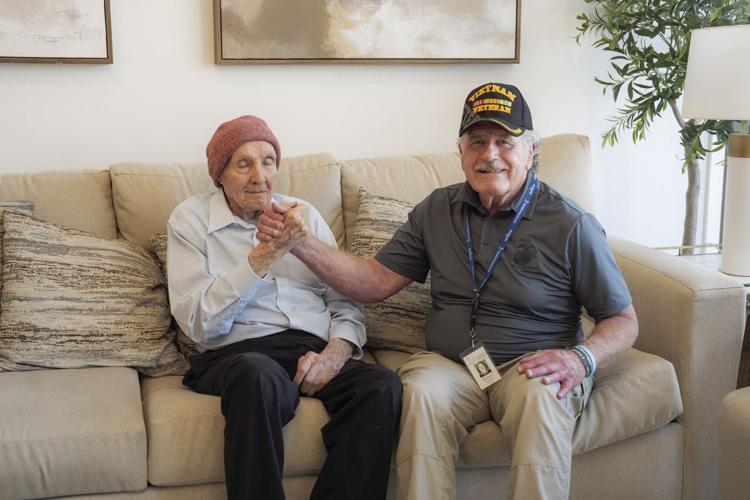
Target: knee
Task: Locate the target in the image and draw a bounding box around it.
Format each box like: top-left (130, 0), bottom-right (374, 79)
top-left (227, 351), bottom-right (274, 378)
top-left (378, 366), bottom-right (403, 399)
top-left (401, 369), bottom-right (455, 418)
top-left (225, 353), bottom-right (290, 398)
top-left (502, 377), bottom-right (568, 424)
top-left (361, 365), bottom-right (403, 407)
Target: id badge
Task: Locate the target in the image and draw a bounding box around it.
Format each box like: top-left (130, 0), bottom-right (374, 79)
top-left (460, 341), bottom-right (501, 390)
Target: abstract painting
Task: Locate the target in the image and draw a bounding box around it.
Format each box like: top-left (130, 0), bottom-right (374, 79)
top-left (213, 0), bottom-right (520, 63)
top-left (0, 0), bottom-right (112, 64)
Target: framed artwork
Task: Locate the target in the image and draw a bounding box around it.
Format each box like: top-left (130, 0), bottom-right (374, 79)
top-left (0, 0), bottom-right (112, 64)
top-left (213, 0), bottom-right (520, 64)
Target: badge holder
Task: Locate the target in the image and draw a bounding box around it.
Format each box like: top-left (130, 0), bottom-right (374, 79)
top-left (460, 338), bottom-right (501, 391)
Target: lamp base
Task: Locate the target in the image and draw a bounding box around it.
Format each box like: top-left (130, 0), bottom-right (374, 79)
top-left (720, 133), bottom-right (750, 277)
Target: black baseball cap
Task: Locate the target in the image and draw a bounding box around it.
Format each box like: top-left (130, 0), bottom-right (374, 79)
top-left (459, 83), bottom-right (533, 137)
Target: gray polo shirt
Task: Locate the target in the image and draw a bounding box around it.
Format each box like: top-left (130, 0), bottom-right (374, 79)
top-left (375, 173), bottom-right (632, 365)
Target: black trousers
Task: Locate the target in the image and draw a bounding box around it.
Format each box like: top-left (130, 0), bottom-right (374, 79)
top-left (183, 330), bottom-right (402, 500)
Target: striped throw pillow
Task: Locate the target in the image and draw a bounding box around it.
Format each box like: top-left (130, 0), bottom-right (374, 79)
top-left (0, 211), bottom-right (188, 376)
top-left (348, 188), bottom-right (429, 353)
top-left (0, 201), bottom-right (34, 289)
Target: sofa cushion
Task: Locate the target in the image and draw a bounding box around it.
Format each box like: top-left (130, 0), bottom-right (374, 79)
top-left (534, 134), bottom-right (596, 214)
top-left (572, 348), bottom-right (683, 453)
top-left (141, 350), bottom-right (378, 485)
top-left (0, 169), bottom-right (117, 238)
top-left (372, 347), bottom-right (682, 466)
top-left (348, 188), bottom-right (428, 353)
top-left (109, 154), bottom-right (343, 250)
top-left (0, 212), bottom-right (187, 376)
top-left (0, 367), bottom-right (147, 498)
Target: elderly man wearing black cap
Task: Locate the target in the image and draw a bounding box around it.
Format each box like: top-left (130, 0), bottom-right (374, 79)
top-left (259, 83), bottom-right (638, 500)
top-left (166, 115), bottom-right (402, 500)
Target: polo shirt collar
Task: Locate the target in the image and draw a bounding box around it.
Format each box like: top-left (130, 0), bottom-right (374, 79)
top-left (453, 172), bottom-right (539, 220)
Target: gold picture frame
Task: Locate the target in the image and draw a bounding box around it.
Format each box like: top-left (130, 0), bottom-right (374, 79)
top-left (0, 0), bottom-right (112, 64)
top-left (213, 0), bottom-right (521, 64)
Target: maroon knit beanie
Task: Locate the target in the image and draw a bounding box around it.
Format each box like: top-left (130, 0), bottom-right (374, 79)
top-left (206, 115), bottom-right (282, 188)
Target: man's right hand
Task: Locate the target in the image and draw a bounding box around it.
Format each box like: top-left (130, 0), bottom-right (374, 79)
top-left (258, 201), bottom-right (308, 251)
top-left (248, 202), bottom-right (308, 276)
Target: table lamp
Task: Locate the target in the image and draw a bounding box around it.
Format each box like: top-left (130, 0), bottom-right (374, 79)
top-left (682, 24), bottom-right (750, 276)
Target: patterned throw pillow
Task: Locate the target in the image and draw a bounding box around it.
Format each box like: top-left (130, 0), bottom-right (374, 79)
top-left (0, 201), bottom-right (34, 287)
top-left (0, 202), bottom-right (35, 371)
top-left (0, 211), bottom-right (188, 376)
top-left (149, 233), bottom-right (202, 359)
top-left (348, 188), bottom-right (429, 353)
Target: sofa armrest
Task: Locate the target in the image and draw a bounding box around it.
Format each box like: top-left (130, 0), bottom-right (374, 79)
top-left (609, 237), bottom-right (746, 500)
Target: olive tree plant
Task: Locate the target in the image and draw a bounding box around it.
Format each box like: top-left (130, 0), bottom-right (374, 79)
top-left (576, 0), bottom-right (750, 253)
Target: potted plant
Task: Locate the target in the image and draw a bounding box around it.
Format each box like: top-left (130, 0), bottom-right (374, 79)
top-left (576, 0), bottom-right (750, 254)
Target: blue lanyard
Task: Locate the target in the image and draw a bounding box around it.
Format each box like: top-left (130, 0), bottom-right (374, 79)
top-left (464, 175), bottom-right (538, 346)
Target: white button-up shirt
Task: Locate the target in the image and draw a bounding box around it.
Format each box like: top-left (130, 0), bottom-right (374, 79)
top-left (167, 190), bottom-right (365, 357)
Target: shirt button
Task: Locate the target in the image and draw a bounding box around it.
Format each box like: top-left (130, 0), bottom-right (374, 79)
top-left (483, 240), bottom-right (489, 246)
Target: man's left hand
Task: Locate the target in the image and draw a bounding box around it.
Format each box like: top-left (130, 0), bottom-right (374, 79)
top-left (294, 337), bottom-right (353, 396)
top-left (517, 349), bottom-right (586, 399)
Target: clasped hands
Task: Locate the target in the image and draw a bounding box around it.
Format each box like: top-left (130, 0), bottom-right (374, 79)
top-left (517, 348), bottom-right (587, 399)
top-left (257, 201), bottom-right (308, 251)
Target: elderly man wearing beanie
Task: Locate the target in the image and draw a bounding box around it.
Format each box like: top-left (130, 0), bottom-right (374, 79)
top-left (259, 84), bottom-right (638, 500)
top-left (166, 115), bottom-right (402, 500)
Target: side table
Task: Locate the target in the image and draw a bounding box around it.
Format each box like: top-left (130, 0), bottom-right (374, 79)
top-left (681, 253), bottom-right (750, 388)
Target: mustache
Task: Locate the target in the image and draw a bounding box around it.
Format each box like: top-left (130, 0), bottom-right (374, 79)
top-left (474, 161), bottom-right (507, 173)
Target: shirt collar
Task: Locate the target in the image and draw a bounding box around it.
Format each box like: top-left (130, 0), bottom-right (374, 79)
top-left (207, 190), bottom-right (258, 234)
top-left (452, 172), bottom-right (539, 220)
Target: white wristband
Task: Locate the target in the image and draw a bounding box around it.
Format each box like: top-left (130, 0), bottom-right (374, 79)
top-left (576, 344), bottom-right (597, 376)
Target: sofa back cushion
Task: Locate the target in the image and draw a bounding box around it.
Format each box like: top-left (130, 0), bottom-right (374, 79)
top-left (110, 154), bottom-right (343, 249)
top-left (0, 170), bottom-right (117, 239)
top-left (340, 133), bottom-right (595, 248)
top-left (537, 134), bottom-right (596, 212)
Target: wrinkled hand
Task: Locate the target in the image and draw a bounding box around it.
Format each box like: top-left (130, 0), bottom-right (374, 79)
top-left (294, 338), bottom-right (353, 396)
top-left (517, 349), bottom-right (586, 399)
top-left (258, 201), bottom-right (294, 242)
top-left (258, 202), bottom-right (309, 252)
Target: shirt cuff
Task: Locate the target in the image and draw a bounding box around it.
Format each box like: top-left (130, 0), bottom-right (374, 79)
top-left (330, 328), bottom-right (365, 360)
top-left (225, 258), bottom-right (269, 298)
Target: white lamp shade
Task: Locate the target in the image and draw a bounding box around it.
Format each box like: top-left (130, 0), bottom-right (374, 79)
top-left (682, 25), bottom-right (750, 120)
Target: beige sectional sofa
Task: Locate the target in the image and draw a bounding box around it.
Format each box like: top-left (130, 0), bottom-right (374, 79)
top-left (0, 134), bottom-right (746, 500)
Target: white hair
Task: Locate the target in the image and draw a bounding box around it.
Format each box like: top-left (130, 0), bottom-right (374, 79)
top-left (520, 129), bottom-right (541, 173)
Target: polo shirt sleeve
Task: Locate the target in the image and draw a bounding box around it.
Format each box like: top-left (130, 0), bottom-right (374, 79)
top-left (568, 213), bottom-right (632, 319)
top-left (374, 200), bottom-right (430, 283)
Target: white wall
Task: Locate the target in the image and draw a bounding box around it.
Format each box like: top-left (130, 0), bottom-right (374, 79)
top-left (0, 0), bottom-right (709, 248)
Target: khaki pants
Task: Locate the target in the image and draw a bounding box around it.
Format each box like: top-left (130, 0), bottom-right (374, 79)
top-left (395, 351), bottom-right (593, 500)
